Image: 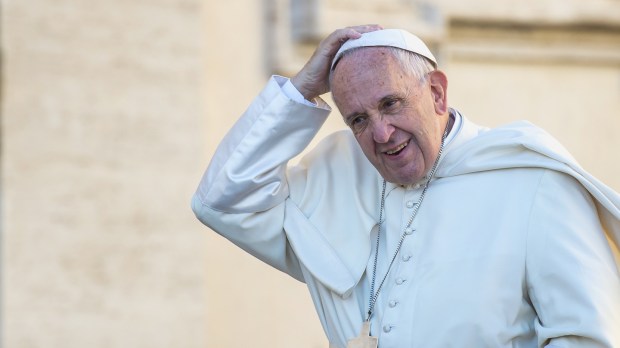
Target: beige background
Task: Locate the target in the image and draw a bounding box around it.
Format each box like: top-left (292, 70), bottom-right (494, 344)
top-left (2, 0), bottom-right (619, 347)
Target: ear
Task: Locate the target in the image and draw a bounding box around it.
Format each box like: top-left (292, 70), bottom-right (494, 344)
top-left (428, 70), bottom-right (448, 115)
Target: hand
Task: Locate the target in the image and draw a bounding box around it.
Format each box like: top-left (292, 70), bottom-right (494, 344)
top-left (291, 24), bottom-right (383, 101)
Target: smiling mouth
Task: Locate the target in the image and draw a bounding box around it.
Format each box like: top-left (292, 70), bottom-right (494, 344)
top-left (385, 141), bottom-right (408, 155)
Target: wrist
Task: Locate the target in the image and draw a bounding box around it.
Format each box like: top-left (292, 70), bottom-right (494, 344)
top-left (282, 79), bottom-right (318, 107)
top-left (290, 75), bottom-right (317, 101)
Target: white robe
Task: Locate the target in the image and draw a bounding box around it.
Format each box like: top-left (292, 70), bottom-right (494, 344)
top-left (193, 76), bottom-right (620, 348)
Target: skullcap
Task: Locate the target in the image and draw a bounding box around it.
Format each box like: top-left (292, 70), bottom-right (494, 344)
top-left (331, 29), bottom-right (437, 70)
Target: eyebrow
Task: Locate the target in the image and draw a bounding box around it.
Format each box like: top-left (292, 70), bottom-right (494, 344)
top-left (342, 93), bottom-right (402, 123)
top-left (343, 112), bottom-right (366, 125)
top-left (378, 94), bottom-right (401, 105)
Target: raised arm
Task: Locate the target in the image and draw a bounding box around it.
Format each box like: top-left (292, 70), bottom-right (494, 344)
top-left (291, 24), bottom-right (382, 100)
top-left (192, 25), bottom-right (381, 278)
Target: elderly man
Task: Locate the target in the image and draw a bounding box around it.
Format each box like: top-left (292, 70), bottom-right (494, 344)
top-left (192, 25), bottom-right (620, 347)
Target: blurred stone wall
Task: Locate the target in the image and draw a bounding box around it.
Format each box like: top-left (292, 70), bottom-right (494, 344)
top-left (1, 0), bottom-right (207, 346)
top-left (2, 0), bottom-right (619, 347)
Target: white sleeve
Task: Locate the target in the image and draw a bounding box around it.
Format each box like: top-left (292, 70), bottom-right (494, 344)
top-left (192, 75), bottom-right (331, 279)
top-left (281, 79), bottom-right (319, 107)
top-left (526, 170), bottom-right (620, 347)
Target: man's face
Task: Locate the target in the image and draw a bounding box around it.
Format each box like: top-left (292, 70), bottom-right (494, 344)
top-left (331, 48), bottom-right (447, 185)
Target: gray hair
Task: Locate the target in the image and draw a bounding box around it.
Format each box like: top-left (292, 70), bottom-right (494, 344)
top-left (329, 46), bottom-right (436, 87)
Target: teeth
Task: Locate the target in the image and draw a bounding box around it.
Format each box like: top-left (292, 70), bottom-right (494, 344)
top-left (386, 142), bottom-right (407, 155)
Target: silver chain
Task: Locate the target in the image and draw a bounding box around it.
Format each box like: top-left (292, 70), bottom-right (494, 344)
top-left (366, 121), bottom-right (450, 322)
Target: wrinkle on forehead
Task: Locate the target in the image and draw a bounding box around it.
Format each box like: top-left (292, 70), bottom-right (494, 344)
top-left (331, 47), bottom-right (394, 105)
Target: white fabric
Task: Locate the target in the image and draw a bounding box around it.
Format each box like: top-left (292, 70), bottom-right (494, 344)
top-left (193, 76), bottom-right (620, 348)
top-left (282, 79), bottom-right (318, 107)
top-left (331, 29), bottom-right (438, 70)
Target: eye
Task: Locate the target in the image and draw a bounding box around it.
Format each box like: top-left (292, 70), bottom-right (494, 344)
top-left (347, 115), bottom-right (368, 133)
top-left (381, 98), bottom-right (401, 111)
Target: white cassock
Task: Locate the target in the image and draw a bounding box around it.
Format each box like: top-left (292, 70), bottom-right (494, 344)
top-left (192, 76), bottom-right (620, 348)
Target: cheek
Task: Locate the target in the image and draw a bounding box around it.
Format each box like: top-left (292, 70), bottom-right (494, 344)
top-left (355, 134), bottom-right (377, 157)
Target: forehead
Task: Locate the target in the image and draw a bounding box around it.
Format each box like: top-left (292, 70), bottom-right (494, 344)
top-left (332, 47), bottom-right (399, 77)
top-left (331, 48), bottom-right (409, 99)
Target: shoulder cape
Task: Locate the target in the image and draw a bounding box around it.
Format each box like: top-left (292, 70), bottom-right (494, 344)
top-left (284, 118), bottom-right (620, 296)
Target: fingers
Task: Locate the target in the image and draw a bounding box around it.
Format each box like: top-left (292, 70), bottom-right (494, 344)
top-left (317, 24), bottom-right (383, 71)
top-left (291, 24), bottom-right (383, 100)
top-left (325, 24), bottom-right (383, 52)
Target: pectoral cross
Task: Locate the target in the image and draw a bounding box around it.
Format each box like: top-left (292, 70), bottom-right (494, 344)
top-left (346, 321), bottom-right (378, 348)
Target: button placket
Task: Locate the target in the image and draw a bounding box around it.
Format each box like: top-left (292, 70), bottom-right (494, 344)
top-left (383, 324), bottom-right (394, 333)
top-left (379, 241), bottom-right (409, 340)
top-left (377, 187), bottom-right (423, 343)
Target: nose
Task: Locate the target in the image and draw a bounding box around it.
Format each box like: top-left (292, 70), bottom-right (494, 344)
top-left (371, 117), bottom-right (395, 143)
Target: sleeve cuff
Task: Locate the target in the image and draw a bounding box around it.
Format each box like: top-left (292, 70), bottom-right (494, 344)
top-left (280, 78), bottom-right (319, 107)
